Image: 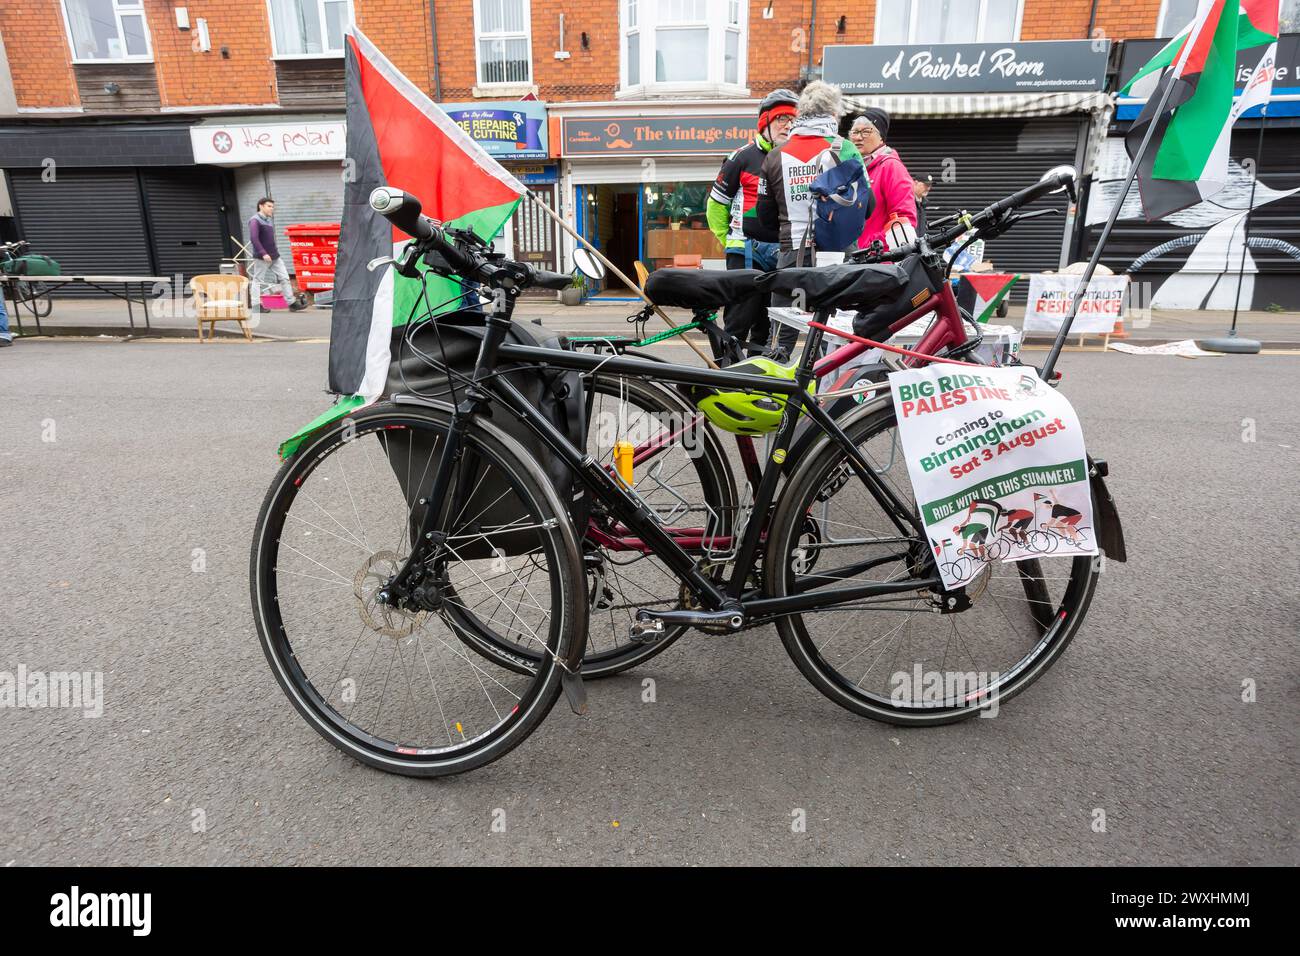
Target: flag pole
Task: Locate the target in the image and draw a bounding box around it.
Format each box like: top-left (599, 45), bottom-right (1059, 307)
top-left (1041, 58), bottom-right (1186, 381)
top-left (523, 190), bottom-right (720, 369)
top-left (1202, 106), bottom-right (1266, 354)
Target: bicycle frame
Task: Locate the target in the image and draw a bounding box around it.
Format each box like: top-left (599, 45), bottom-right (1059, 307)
top-left (391, 302), bottom-right (941, 623)
top-left (582, 267), bottom-right (972, 557)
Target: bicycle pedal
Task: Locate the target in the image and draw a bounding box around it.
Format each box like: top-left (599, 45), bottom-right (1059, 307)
top-left (628, 617), bottom-right (666, 645)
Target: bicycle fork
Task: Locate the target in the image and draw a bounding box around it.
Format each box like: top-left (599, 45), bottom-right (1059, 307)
top-left (378, 313), bottom-right (516, 610)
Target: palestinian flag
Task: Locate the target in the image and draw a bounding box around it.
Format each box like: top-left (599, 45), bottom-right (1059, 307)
top-left (1122, 0), bottom-right (1279, 221)
top-left (328, 27), bottom-right (524, 400)
top-left (956, 273), bottom-right (1020, 324)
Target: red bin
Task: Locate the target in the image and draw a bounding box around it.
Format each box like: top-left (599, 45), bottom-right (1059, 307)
top-left (287, 223), bottom-right (340, 292)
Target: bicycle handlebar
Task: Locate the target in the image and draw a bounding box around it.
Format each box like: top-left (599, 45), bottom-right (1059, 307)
top-left (369, 186), bottom-right (491, 280)
top-left (861, 170), bottom-right (1076, 264)
top-left (531, 270), bottom-right (573, 291)
top-left (370, 186), bottom-right (569, 293)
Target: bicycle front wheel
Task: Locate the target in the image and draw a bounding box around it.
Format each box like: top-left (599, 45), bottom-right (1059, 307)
top-left (766, 402), bottom-right (1100, 725)
top-left (251, 402), bottom-right (586, 777)
top-left (17, 281), bottom-right (53, 318)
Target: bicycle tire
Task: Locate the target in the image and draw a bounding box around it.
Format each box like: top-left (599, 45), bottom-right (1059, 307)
top-left (251, 402), bottom-right (586, 777)
top-left (766, 401), bottom-right (1100, 725)
top-left (17, 281), bottom-right (53, 318)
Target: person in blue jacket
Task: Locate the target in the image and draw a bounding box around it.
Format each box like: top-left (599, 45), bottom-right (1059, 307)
top-left (0, 291), bottom-right (12, 347)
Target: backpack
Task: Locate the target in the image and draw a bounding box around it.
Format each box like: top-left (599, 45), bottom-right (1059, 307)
top-left (383, 312), bottom-right (588, 557)
top-left (809, 142), bottom-right (871, 254)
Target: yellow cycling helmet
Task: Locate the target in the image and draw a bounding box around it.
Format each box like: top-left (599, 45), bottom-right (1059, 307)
top-left (687, 356), bottom-right (813, 436)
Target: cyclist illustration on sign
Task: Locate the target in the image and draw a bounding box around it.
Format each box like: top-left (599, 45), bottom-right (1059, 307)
top-left (1000, 505), bottom-right (1035, 546)
top-left (953, 498), bottom-right (1003, 561)
top-left (1034, 491), bottom-right (1083, 545)
top-left (1016, 372), bottom-right (1044, 398)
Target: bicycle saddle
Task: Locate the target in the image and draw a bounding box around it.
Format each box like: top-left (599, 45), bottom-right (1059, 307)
top-left (758, 263), bottom-right (909, 312)
top-left (644, 268), bottom-right (764, 309)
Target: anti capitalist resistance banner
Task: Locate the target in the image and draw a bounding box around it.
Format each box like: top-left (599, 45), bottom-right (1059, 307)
top-left (890, 365), bottom-right (1097, 590)
top-left (1022, 273), bottom-right (1128, 335)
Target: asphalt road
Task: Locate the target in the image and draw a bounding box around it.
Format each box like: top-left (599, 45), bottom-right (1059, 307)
top-left (1, 339), bottom-right (1296, 866)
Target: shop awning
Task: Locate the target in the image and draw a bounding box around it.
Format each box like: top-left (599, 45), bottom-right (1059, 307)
top-left (843, 91), bottom-right (1115, 175)
top-left (842, 91), bottom-right (1113, 118)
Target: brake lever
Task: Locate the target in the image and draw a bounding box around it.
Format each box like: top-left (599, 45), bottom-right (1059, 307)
top-left (1014, 208), bottom-right (1062, 222)
top-left (369, 240), bottom-right (422, 277)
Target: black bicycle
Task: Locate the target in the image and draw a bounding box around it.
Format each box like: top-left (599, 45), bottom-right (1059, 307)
top-left (251, 175), bottom-right (1121, 777)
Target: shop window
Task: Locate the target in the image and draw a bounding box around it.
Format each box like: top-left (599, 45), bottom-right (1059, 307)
top-left (267, 0), bottom-right (354, 57)
top-left (61, 0), bottom-right (153, 62)
top-left (874, 0), bottom-right (1022, 44)
top-left (642, 182), bottom-right (715, 270)
top-left (621, 0), bottom-right (748, 95)
top-left (1160, 0), bottom-right (1300, 35)
top-left (476, 0), bottom-right (533, 87)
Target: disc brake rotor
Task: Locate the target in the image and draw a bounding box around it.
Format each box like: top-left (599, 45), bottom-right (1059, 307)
top-left (354, 550), bottom-right (428, 638)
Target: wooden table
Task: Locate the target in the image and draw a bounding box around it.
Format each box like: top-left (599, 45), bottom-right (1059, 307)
top-left (645, 227), bottom-right (721, 261)
top-left (1, 274), bottom-right (168, 334)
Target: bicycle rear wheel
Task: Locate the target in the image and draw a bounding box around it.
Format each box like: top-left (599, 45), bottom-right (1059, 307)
top-left (251, 402), bottom-right (585, 777)
top-left (446, 375), bottom-right (737, 678)
top-left (766, 402), bottom-right (1100, 725)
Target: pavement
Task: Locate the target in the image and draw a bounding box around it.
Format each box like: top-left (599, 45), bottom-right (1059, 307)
top-left (0, 338), bottom-right (1296, 866)
top-left (6, 293), bottom-right (1300, 349)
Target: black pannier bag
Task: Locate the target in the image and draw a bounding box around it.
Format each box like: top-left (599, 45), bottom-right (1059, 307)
top-left (382, 311), bottom-right (588, 557)
top-left (851, 253), bottom-right (942, 340)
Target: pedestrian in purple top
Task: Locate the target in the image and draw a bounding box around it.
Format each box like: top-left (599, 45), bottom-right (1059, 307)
top-left (247, 198), bottom-right (307, 311)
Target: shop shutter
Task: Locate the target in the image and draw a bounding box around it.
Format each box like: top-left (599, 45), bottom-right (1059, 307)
top-left (141, 167), bottom-right (230, 287)
top-left (7, 168), bottom-right (152, 298)
top-left (884, 118), bottom-right (1085, 296)
top-left (236, 163), bottom-right (343, 273)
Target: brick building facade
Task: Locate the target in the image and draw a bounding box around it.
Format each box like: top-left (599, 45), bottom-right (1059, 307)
top-left (0, 1), bottom-right (1175, 112)
top-left (2, 2), bottom-right (1296, 309)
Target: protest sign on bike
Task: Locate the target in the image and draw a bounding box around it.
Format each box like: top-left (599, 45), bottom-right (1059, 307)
top-left (889, 365), bottom-right (1097, 590)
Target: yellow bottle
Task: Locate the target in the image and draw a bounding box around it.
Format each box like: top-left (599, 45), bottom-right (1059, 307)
top-left (614, 441), bottom-right (634, 486)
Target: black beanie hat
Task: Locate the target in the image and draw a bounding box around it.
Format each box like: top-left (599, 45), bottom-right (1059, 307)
top-left (856, 107), bottom-right (891, 141)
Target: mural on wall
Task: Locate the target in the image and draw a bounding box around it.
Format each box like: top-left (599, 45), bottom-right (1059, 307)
top-left (1088, 138), bottom-right (1300, 310)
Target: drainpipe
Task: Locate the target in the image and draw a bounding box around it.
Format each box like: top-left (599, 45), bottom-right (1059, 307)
top-left (806, 0), bottom-right (818, 76)
top-left (1087, 0), bottom-right (1099, 39)
top-left (428, 0), bottom-right (443, 100)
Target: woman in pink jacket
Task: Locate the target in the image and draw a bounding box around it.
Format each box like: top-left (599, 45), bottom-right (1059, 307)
top-left (849, 108), bottom-right (918, 251)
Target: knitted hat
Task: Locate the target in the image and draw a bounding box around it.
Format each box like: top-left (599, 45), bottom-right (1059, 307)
top-left (854, 107), bottom-right (891, 140)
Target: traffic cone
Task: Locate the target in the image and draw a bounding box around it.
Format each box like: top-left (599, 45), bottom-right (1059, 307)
top-left (1109, 315), bottom-right (1129, 339)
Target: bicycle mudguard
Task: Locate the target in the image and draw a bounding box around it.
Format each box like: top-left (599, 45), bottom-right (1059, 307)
top-left (1088, 456), bottom-right (1127, 563)
top-left (277, 395), bottom-right (366, 460)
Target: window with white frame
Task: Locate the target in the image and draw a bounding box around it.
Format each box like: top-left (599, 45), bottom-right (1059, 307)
top-left (1159, 0), bottom-right (1300, 35)
top-left (267, 0), bottom-right (354, 58)
top-left (875, 0), bottom-right (1022, 44)
top-left (622, 0), bottom-right (748, 92)
top-left (62, 0), bottom-right (153, 62)
top-left (475, 0), bottom-right (533, 86)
